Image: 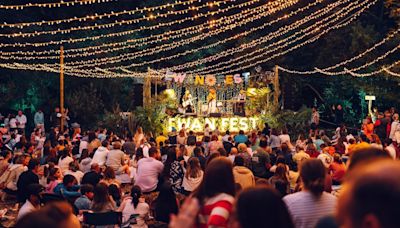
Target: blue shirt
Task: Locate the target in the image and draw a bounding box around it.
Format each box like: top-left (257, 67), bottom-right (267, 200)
top-left (234, 134), bottom-right (248, 144)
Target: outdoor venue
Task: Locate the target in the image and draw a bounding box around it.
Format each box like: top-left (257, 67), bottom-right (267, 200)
top-left (0, 0), bottom-right (400, 227)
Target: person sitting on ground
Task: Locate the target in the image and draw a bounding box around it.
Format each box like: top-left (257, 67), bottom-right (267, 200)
top-left (186, 131), bottom-right (197, 146)
top-left (108, 184), bottom-right (122, 207)
top-left (122, 134), bottom-right (136, 156)
top-left (237, 143), bottom-right (251, 168)
top-left (194, 157), bottom-right (235, 228)
top-left (337, 159), bottom-right (400, 228)
top-left (269, 163), bottom-right (290, 196)
top-left (17, 183), bottom-right (44, 221)
top-left (162, 147), bottom-right (184, 194)
top-left (118, 185), bottom-right (149, 226)
top-left (58, 148), bottom-right (74, 175)
top-left (17, 158), bottom-right (40, 203)
top-left (283, 159), bottom-right (337, 228)
top-left (292, 145), bottom-right (310, 165)
top-left (234, 187), bottom-right (294, 228)
top-left (182, 157), bottom-right (203, 195)
top-left (234, 130), bottom-right (248, 145)
top-left (53, 174), bottom-right (81, 201)
top-left (81, 163), bottom-right (102, 187)
top-left (100, 166), bottom-right (121, 188)
top-left (64, 161), bottom-right (84, 184)
top-left (15, 201), bottom-right (80, 228)
top-left (91, 140), bottom-right (110, 167)
top-left (153, 182), bottom-right (179, 224)
top-left (329, 153), bottom-right (346, 185)
top-left (0, 155), bottom-right (28, 200)
top-left (91, 182), bottom-right (117, 212)
top-left (233, 156), bottom-right (255, 190)
top-left (135, 147), bottom-right (164, 193)
top-left (45, 166), bottom-right (62, 193)
top-left (208, 134), bottom-right (223, 154)
top-left (78, 149), bottom-right (92, 173)
top-left (74, 184), bottom-right (94, 211)
top-left (105, 141), bottom-right (131, 175)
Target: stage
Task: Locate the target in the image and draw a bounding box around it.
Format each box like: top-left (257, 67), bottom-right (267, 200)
top-left (166, 115), bottom-right (261, 133)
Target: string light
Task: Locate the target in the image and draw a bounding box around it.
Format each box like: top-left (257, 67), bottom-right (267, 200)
top-left (0, 0), bottom-right (116, 10)
top-left (0, 0), bottom-right (297, 59)
top-left (0, 0), bottom-right (368, 77)
top-left (0, 0), bottom-right (231, 38)
top-left (0, 0), bottom-right (265, 46)
top-left (0, 0), bottom-right (207, 28)
top-left (47, 0), bottom-right (350, 69)
top-left (157, 0), bottom-right (372, 74)
top-left (275, 28), bottom-right (400, 75)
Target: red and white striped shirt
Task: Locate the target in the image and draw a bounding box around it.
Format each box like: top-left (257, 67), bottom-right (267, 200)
top-left (197, 193), bottom-right (235, 228)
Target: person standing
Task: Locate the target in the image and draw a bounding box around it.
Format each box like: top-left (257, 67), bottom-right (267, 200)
top-left (310, 107), bottom-right (320, 135)
top-left (34, 109), bottom-right (45, 132)
top-left (333, 104), bottom-right (344, 126)
top-left (16, 110), bottom-right (27, 134)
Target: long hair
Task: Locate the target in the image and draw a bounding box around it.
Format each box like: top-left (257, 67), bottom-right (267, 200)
top-left (186, 157), bottom-right (202, 179)
top-left (130, 186), bottom-right (142, 208)
top-left (236, 187), bottom-right (294, 228)
top-left (300, 159), bottom-right (326, 197)
top-left (193, 157), bottom-right (235, 204)
top-left (275, 164), bottom-right (289, 183)
top-left (92, 183), bottom-right (111, 212)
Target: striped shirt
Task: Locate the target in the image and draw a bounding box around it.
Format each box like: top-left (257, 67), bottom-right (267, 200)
top-left (198, 193), bottom-right (235, 228)
top-left (283, 191), bottom-right (337, 228)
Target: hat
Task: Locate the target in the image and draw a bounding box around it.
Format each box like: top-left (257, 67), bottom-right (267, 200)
top-left (27, 184), bottom-right (44, 196)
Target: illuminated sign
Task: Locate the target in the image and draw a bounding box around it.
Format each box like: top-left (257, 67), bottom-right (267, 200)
top-left (167, 116), bottom-right (260, 132)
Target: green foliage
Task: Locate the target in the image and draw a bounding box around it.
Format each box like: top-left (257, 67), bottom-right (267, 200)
top-left (260, 107), bottom-right (311, 137)
top-left (97, 104), bottom-right (128, 136)
top-left (66, 86), bottom-right (104, 129)
top-left (131, 103), bottom-right (167, 137)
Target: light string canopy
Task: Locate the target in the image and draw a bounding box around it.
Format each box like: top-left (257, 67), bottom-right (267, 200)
top-left (148, 0), bottom-right (371, 74)
top-left (191, 0), bottom-right (379, 75)
top-left (0, 0), bottom-right (116, 10)
top-left (0, 0), bottom-right (232, 38)
top-left (52, 0), bottom-right (356, 72)
top-left (0, 0), bottom-right (298, 60)
top-left (0, 0), bottom-right (266, 47)
top-left (0, 0), bottom-right (213, 28)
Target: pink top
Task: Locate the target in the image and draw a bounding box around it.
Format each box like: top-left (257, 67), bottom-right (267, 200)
top-left (46, 180), bottom-right (61, 193)
top-left (135, 158), bottom-right (164, 193)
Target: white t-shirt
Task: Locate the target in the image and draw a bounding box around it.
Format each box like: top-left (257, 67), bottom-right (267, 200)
top-left (9, 118), bottom-right (17, 129)
top-left (283, 191), bottom-right (337, 228)
top-left (58, 156), bottom-right (74, 174)
top-left (16, 115), bottom-right (27, 129)
top-left (17, 200), bottom-right (37, 221)
top-left (91, 146), bottom-right (109, 166)
top-left (64, 170), bottom-right (84, 184)
top-left (121, 198), bottom-right (149, 225)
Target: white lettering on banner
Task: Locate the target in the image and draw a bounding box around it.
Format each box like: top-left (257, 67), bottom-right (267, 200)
top-left (167, 117), bottom-right (260, 132)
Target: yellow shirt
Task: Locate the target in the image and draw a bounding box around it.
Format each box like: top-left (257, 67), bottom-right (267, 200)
top-left (156, 135), bottom-right (168, 147)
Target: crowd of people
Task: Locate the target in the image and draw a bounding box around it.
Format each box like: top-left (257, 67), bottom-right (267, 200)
top-left (0, 106), bottom-right (399, 228)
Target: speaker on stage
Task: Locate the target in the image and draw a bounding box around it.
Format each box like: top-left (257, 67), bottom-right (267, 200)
top-left (209, 113), bottom-right (222, 117)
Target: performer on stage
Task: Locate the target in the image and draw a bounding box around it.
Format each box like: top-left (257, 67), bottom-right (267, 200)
top-left (207, 88), bottom-right (217, 114)
top-left (182, 90), bottom-right (194, 114)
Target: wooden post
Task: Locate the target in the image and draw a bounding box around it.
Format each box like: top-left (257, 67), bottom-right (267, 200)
top-left (273, 65), bottom-right (280, 112)
top-left (143, 68), bottom-right (152, 108)
top-left (60, 46), bottom-right (65, 132)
